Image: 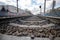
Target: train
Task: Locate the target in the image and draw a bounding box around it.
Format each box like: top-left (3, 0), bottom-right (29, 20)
top-left (0, 6), bottom-right (18, 17)
top-left (0, 5), bottom-right (32, 17)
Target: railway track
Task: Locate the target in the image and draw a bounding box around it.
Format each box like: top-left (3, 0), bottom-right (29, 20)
top-left (0, 16), bottom-right (60, 39)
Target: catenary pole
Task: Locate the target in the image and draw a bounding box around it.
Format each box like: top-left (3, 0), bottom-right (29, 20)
top-left (44, 0), bottom-right (46, 14)
top-left (17, 0), bottom-right (18, 13)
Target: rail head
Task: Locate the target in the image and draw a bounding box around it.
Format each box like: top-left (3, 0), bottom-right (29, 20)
top-left (42, 16), bottom-right (60, 24)
top-left (44, 16), bottom-right (60, 20)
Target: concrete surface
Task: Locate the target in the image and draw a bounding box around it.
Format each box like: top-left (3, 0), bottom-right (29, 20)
top-left (0, 34), bottom-right (50, 40)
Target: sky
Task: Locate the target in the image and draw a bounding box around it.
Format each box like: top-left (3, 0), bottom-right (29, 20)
top-left (0, 0), bottom-right (60, 15)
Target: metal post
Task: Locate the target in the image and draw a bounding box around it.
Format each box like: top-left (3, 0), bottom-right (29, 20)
top-left (39, 6), bottom-right (42, 14)
top-left (44, 0), bottom-right (46, 14)
top-left (7, 1), bottom-right (9, 12)
top-left (52, 0), bottom-right (56, 11)
top-left (17, 0), bottom-right (18, 13)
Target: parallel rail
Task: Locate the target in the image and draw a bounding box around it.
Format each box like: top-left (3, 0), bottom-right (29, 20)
top-left (0, 15), bottom-right (60, 24)
top-left (0, 15), bottom-right (32, 24)
top-left (38, 16), bottom-right (60, 24)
